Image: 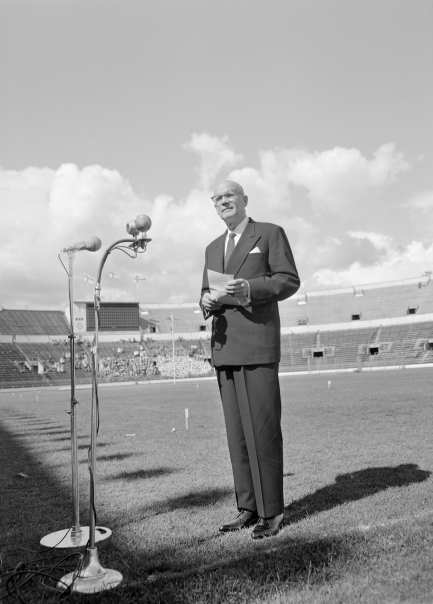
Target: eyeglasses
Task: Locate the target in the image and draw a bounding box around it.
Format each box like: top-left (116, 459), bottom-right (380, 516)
top-left (211, 191), bottom-right (239, 206)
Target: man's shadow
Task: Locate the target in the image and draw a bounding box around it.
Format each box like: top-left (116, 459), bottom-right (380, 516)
top-left (285, 464), bottom-right (430, 524)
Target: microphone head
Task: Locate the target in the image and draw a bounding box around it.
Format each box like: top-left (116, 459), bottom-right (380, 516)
top-left (135, 214), bottom-right (152, 232)
top-left (85, 236), bottom-right (102, 252)
top-left (126, 221), bottom-right (140, 236)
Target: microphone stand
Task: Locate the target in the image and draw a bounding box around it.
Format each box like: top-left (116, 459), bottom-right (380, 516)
top-left (41, 251), bottom-right (111, 549)
top-left (59, 233), bottom-right (151, 594)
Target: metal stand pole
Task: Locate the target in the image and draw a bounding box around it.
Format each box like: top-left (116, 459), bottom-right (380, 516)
top-left (171, 311), bottom-right (176, 385)
top-left (59, 232), bottom-right (150, 593)
top-left (41, 252), bottom-right (111, 549)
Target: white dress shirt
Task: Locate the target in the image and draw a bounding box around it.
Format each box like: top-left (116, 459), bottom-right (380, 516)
top-left (224, 215), bottom-right (249, 254)
top-left (225, 215), bottom-right (251, 303)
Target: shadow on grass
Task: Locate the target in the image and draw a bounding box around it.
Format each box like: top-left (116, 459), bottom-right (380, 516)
top-left (23, 427), bottom-right (70, 433)
top-left (48, 443), bottom-right (110, 453)
top-left (0, 414), bottom-right (75, 545)
top-left (142, 487), bottom-right (233, 516)
top-left (95, 453), bottom-right (137, 462)
top-left (1, 406), bottom-right (430, 604)
top-left (148, 533), bottom-right (345, 580)
top-left (15, 429), bottom-right (71, 437)
top-left (108, 467), bottom-right (176, 481)
top-left (16, 420), bottom-right (58, 425)
top-left (48, 435), bottom-right (87, 442)
top-left (285, 464), bottom-right (431, 525)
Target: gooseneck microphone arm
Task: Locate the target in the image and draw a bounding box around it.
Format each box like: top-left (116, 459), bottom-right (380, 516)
top-left (91, 238), bottom-right (151, 539)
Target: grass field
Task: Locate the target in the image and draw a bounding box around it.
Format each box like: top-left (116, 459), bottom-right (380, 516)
top-left (1, 369), bottom-right (433, 603)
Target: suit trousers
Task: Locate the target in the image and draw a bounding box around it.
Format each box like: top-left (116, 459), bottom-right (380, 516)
top-left (216, 363), bottom-right (284, 518)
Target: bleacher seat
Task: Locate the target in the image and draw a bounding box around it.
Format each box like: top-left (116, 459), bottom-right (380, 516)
top-left (278, 277), bottom-right (432, 328)
top-left (279, 321), bottom-right (433, 372)
top-left (0, 309), bottom-right (68, 335)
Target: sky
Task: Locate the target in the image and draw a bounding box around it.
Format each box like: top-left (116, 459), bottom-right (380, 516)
top-left (0, 0), bottom-right (432, 309)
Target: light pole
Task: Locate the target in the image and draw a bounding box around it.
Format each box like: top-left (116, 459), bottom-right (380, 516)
top-left (134, 275), bottom-right (146, 300)
top-left (167, 311), bottom-right (178, 384)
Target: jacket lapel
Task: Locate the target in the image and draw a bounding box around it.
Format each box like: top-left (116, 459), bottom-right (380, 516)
top-left (225, 219), bottom-right (261, 277)
top-left (208, 232), bottom-right (226, 273)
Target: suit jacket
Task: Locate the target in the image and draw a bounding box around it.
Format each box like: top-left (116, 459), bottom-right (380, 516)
top-left (200, 219), bottom-right (300, 367)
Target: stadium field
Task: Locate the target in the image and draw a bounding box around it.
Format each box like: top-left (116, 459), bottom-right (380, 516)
top-left (1, 369), bottom-right (432, 603)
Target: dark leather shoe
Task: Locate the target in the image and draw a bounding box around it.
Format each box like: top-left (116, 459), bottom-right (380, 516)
top-left (219, 509), bottom-right (259, 533)
top-left (251, 513), bottom-right (284, 539)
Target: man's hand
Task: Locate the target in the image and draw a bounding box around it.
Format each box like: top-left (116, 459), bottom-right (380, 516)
top-left (201, 292), bottom-right (222, 312)
top-left (225, 279), bottom-right (250, 298)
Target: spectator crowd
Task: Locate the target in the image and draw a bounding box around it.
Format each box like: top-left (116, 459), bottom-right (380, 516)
top-left (98, 340), bottom-right (212, 381)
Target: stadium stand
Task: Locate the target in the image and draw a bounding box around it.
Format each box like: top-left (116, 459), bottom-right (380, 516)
top-left (0, 309), bottom-right (68, 336)
top-left (0, 343), bottom-right (46, 388)
top-left (139, 304), bottom-right (208, 334)
top-left (279, 321), bottom-right (433, 373)
top-left (279, 275), bottom-right (432, 327)
top-left (0, 274), bottom-right (432, 387)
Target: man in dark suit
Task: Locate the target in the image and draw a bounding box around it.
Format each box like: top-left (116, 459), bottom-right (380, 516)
top-left (200, 179), bottom-right (300, 539)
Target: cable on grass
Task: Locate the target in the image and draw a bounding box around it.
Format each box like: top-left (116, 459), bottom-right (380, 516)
top-left (0, 531), bottom-right (84, 602)
top-left (0, 552), bottom-right (82, 602)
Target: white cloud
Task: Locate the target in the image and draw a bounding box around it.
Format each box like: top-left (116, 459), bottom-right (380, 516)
top-left (183, 132), bottom-right (243, 190)
top-left (229, 148), bottom-right (294, 214)
top-left (311, 235), bottom-right (433, 288)
top-left (228, 142), bottom-right (409, 222)
top-left (406, 190), bottom-right (433, 212)
top-left (286, 143), bottom-right (409, 213)
top-left (0, 135), bottom-right (429, 309)
top-left (0, 164), bottom-right (153, 307)
top-left (347, 231), bottom-right (393, 251)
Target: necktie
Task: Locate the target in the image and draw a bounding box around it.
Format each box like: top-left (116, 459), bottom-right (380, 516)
top-left (224, 232), bottom-right (236, 272)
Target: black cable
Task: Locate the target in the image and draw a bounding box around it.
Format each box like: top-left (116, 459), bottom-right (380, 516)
top-left (57, 253), bottom-right (70, 277)
top-left (42, 552), bottom-right (84, 594)
top-left (0, 550), bottom-right (82, 603)
top-left (0, 529), bottom-right (73, 580)
top-left (0, 530), bottom-right (85, 602)
top-left (85, 306), bottom-right (101, 540)
top-left (114, 246), bottom-right (137, 259)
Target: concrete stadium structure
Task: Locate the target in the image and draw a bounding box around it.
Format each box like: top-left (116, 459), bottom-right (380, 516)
top-left (1, 273), bottom-right (432, 388)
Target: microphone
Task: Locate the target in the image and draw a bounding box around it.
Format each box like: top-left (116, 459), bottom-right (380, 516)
top-left (135, 214), bottom-right (152, 231)
top-left (60, 236), bottom-right (102, 253)
top-left (126, 214), bottom-right (152, 235)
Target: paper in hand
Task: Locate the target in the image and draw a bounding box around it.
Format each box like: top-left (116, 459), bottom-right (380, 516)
top-left (207, 269), bottom-right (252, 311)
top-left (208, 269), bottom-right (234, 292)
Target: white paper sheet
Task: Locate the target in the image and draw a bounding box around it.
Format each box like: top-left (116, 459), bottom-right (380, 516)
top-left (208, 269), bottom-right (234, 291)
top-left (207, 269), bottom-right (252, 311)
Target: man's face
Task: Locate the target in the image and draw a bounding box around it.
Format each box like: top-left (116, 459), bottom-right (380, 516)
top-left (212, 183), bottom-right (247, 225)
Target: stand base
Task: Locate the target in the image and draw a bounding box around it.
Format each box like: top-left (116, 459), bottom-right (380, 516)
top-left (58, 547), bottom-right (123, 594)
top-left (40, 526), bottom-right (111, 548)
